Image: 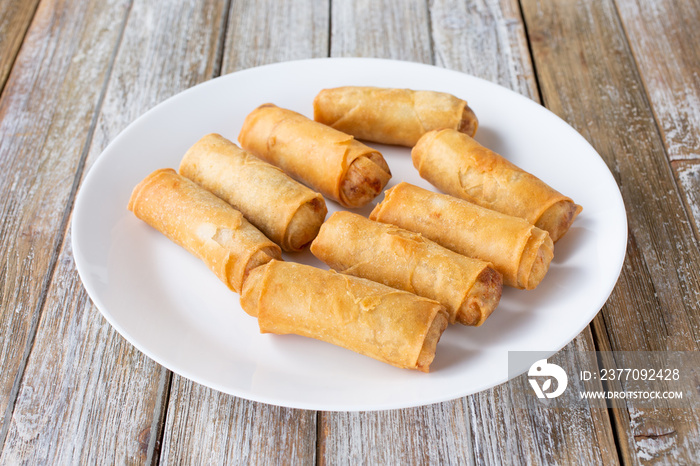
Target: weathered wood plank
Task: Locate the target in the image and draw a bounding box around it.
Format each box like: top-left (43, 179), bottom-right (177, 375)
top-left (1, 0), bottom-right (231, 463)
top-left (162, 378), bottom-right (316, 465)
top-left (433, 1), bottom-right (615, 464)
top-left (319, 404), bottom-right (475, 465)
top-left (0, 0), bottom-right (41, 93)
top-left (322, 1), bottom-right (443, 463)
top-left (0, 239), bottom-right (170, 464)
top-left (521, 0), bottom-right (700, 462)
top-left (330, 0), bottom-right (432, 62)
top-left (319, 1), bottom-right (618, 464)
top-left (0, 0), bottom-right (131, 446)
top-left (224, 0), bottom-right (330, 71)
top-left (468, 328), bottom-right (618, 465)
top-left (521, 0), bottom-right (700, 349)
top-left (674, 160), bottom-right (700, 239)
top-left (157, 0), bottom-right (328, 462)
top-left (430, 0), bottom-right (537, 97)
top-left (614, 0), bottom-right (700, 163)
top-left (614, 0), bottom-right (700, 240)
top-left (320, 345), bottom-right (617, 465)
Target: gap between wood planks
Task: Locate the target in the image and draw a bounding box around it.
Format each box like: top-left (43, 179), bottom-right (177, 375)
top-left (145, 367), bottom-right (172, 465)
top-left (515, 0), bottom-right (544, 106)
top-left (610, 0), bottom-right (700, 249)
top-left (0, 0), bottom-right (42, 99)
top-left (145, 0), bottom-right (234, 462)
top-left (589, 314), bottom-right (631, 463)
top-left (514, 0), bottom-right (634, 463)
top-left (0, 0), bottom-right (136, 454)
top-left (522, 0), bottom-right (700, 462)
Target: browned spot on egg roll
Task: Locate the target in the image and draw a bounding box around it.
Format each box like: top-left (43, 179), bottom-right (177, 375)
top-left (240, 260), bottom-right (448, 372)
top-left (412, 129), bottom-right (582, 242)
top-left (313, 86), bottom-right (478, 147)
top-left (310, 211), bottom-right (502, 326)
top-left (370, 182), bottom-right (553, 290)
top-left (238, 103), bottom-right (391, 208)
top-left (128, 168), bottom-right (281, 292)
top-left (179, 133), bottom-right (327, 251)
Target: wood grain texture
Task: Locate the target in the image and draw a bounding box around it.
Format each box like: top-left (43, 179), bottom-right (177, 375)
top-left (614, 0), bottom-right (700, 240)
top-left (320, 1), bottom-right (443, 460)
top-left (521, 0), bottom-right (700, 348)
top-left (224, 0), bottom-right (329, 71)
top-left (674, 160), bottom-right (700, 240)
top-left (319, 404), bottom-right (474, 465)
top-left (330, 0), bottom-right (432, 62)
top-left (615, 0), bottom-right (700, 163)
top-left (319, 1), bottom-right (618, 464)
top-left (521, 0), bottom-right (700, 463)
top-left (0, 0), bottom-right (40, 93)
top-left (430, 0), bottom-right (537, 97)
top-left (468, 331), bottom-right (617, 465)
top-left (432, 4), bottom-right (617, 461)
top-left (0, 0), bottom-right (131, 443)
top-left (320, 345), bottom-right (616, 465)
top-left (160, 377), bottom-right (316, 465)
top-left (0, 239), bottom-right (170, 464)
top-left (88, 0), bottom-right (227, 137)
top-left (1, 0), bottom-right (230, 462)
top-left (157, 0), bottom-right (328, 462)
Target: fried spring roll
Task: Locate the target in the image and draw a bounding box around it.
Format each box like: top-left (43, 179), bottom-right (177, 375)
top-left (128, 169), bottom-right (281, 292)
top-left (241, 260), bottom-right (448, 372)
top-left (370, 182), bottom-right (553, 290)
top-left (313, 86), bottom-right (478, 147)
top-left (238, 104), bottom-right (391, 208)
top-left (179, 134), bottom-right (327, 251)
top-left (310, 211), bottom-right (502, 326)
top-left (412, 129), bottom-right (582, 242)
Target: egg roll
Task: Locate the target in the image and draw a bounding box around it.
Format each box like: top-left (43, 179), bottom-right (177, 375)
top-left (412, 129), bottom-right (582, 242)
top-left (241, 260), bottom-right (448, 372)
top-left (238, 103), bottom-right (391, 208)
top-left (313, 86), bottom-right (478, 147)
top-left (179, 133), bottom-right (327, 251)
top-left (370, 182), bottom-right (553, 290)
top-left (310, 211), bottom-right (502, 326)
top-left (127, 168), bottom-right (281, 292)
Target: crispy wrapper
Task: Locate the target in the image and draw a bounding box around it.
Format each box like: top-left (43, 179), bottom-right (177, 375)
top-left (412, 129), bottom-right (582, 241)
top-left (240, 260), bottom-right (448, 372)
top-left (370, 182), bottom-right (553, 290)
top-left (238, 104), bottom-right (391, 208)
top-left (179, 134), bottom-right (327, 251)
top-left (311, 211), bottom-right (502, 326)
top-left (127, 168), bottom-right (281, 292)
top-left (313, 86), bottom-right (478, 147)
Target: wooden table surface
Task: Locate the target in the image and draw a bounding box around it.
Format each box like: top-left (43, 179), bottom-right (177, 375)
top-left (1, 0), bottom-right (699, 463)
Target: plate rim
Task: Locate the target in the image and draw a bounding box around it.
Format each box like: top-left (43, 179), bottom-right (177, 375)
top-left (71, 57), bottom-right (628, 411)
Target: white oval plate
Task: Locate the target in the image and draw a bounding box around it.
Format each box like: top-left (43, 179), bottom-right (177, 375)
top-left (72, 58), bottom-right (627, 411)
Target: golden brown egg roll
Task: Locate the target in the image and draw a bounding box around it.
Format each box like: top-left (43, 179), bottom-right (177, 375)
top-left (313, 86), bottom-right (478, 147)
top-left (412, 129), bottom-right (582, 242)
top-left (179, 133), bottom-right (327, 252)
top-left (238, 103), bottom-right (391, 208)
top-left (310, 211), bottom-right (502, 326)
top-left (127, 168), bottom-right (281, 292)
top-left (370, 182), bottom-right (553, 290)
top-left (240, 260), bottom-right (448, 372)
